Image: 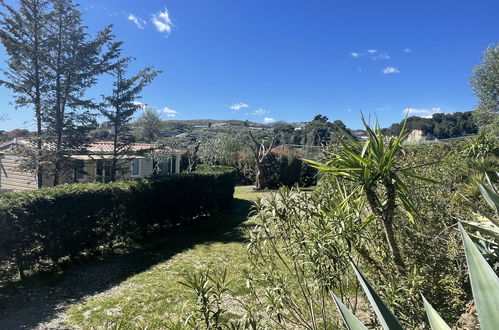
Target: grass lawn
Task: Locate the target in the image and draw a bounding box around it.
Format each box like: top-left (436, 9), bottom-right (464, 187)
top-left (66, 186), bottom-right (268, 329)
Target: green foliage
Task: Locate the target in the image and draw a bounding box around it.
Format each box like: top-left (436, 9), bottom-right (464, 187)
top-left (260, 152), bottom-right (317, 189)
top-left (463, 131), bottom-right (499, 160)
top-left (0, 166), bottom-right (236, 283)
top-left (471, 43), bottom-right (499, 128)
top-left (334, 225), bottom-right (499, 330)
top-left (101, 57), bottom-right (160, 181)
top-left (244, 139), bottom-right (472, 328)
top-left (306, 117), bottom-right (433, 272)
top-left (134, 108), bottom-right (163, 142)
top-left (384, 111), bottom-right (478, 139)
top-left (225, 148), bottom-right (317, 188)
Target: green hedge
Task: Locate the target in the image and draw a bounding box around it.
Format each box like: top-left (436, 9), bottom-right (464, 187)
top-left (0, 166), bottom-right (236, 282)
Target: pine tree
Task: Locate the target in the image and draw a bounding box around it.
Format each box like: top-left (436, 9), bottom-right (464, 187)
top-left (0, 0), bottom-right (50, 187)
top-left (45, 0), bottom-right (121, 185)
top-left (101, 58), bottom-right (160, 181)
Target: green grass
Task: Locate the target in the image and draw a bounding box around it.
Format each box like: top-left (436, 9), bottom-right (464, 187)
top-left (66, 186), bottom-right (268, 329)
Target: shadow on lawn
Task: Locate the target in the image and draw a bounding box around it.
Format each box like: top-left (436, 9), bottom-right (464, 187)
top-left (0, 198), bottom-right (253, 329)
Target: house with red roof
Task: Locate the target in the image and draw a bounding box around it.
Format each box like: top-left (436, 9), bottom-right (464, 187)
top-left (0, 139), bottom-right (180, 192)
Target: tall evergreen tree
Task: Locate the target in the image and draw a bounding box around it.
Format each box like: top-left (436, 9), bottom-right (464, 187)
top-left (0, 0), bottom-right (50, 187)
top-left (101, 58), bottom-right (160, 181)
top-left (45, 0), bottom-right (121, 185)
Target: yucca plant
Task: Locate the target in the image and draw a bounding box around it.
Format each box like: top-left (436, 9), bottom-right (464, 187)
top-left (333, 224), bottom-right (499, 329)
top-left (305, 116), bottom-right (435, 273)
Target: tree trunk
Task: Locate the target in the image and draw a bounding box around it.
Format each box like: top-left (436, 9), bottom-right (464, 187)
top-left (365, 184), bottom-right (406, 274)
top-left (33, 6), bottom-right (43, 189)
top-left (111, 122), bottom-right (118, 182)
top-left (255, 162), bottom-right (265, 190)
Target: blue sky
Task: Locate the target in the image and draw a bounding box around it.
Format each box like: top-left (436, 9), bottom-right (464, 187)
top-left (1, 0), bottom-right (498, 131)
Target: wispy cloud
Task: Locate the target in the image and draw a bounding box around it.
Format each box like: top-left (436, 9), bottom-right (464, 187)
top-left (403, 107), bottom-right (442, 118)
top-left (230, 103), bottom-right (249, 111)
top-left (373, 52), bottom-right (390, 60)
top-left (382, 67), bottom-right (399, 74)
top-left (252, 108), bottom-right (269, 116)
top-left (151, 8), bottom-right (173, 35)
top-left (263, 117), bottom-right (276, 124)
top-left (350, 49), bottom-right (390, 60)
top-left (128, 14), bottom-right (146, 29)
top-left (404, 48), bottom-right (412, 53)
top-left (163, 106), bottom-right (178, 117)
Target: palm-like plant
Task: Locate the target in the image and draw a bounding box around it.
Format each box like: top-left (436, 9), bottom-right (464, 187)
top-left (305, 116), bottom-right (434, 273)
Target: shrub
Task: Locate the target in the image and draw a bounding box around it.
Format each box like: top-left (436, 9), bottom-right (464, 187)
top-left (0, 166), bottom-right (236, 283)
top-left (234, 149), bottom-right (317, 189)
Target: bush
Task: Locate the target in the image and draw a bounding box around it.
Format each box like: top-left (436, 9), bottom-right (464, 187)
top-left (234, 149), bottom-right (317, 188)
top-left (0, 166), bottom-right (236, 282)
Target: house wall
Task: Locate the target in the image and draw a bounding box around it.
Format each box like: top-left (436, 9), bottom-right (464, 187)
top-left (0, 153), bottom-right (37, 191)
top-left (0, 143), bottom-right (178, 191)
top-left (80, 158), bottom-right (153, 183)
top-left (140, 159), bottom-right (154, 177)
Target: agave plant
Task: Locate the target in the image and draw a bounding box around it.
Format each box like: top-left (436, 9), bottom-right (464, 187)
top-left (333, 224), bottom-right (499, 329)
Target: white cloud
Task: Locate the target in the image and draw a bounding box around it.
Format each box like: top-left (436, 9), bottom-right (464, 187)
top-left (263, 117), bottom-right (276, 124)
top-left (382, 66), bottom-right (399, 74)
top-left (373, 52), bottom-right (390, 60)
top-left (252, 108), bottom-right (268, 116)
top-left (403, 107), bottom-right (442, 118)
top-left (230, 103), bottom-right (249, 111)
top-left (151, 8), bottom-right (173, 35)
top-left (133, 101), bottom-right (148, 109)
top-left (404, 48), bottom-right (412, 53)
top-left (163, 106), bottom-right (178, 117)
top-left (351, 50), bottom-right (389, 60)
top-left (128, 14), bottom-right (146, 29)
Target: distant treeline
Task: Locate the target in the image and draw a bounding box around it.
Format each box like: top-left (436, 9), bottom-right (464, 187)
top-left (383, 111), bottom-right (478, 139)
top-left (272, 115), bottom-right (351, 146)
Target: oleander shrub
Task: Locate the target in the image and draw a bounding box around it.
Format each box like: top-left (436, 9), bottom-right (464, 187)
top-left (0, 166), bottom-right (236, 283)
top-left (234, 149), bottom-right (317, 188)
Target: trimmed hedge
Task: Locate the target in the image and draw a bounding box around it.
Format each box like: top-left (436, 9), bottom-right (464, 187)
top-left (0, 166), bottom-right (236, 282)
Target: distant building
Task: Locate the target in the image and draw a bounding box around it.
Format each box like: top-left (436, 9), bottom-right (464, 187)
top-left (160, 130), bottom-right (183, 137)
top-left (351, 130), bottom-right (368, 140)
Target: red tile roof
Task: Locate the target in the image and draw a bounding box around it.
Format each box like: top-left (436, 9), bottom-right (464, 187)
top-left (87, 142), bottom-right (155, 153)
top-left (270, 145), bottom-right (304, 159)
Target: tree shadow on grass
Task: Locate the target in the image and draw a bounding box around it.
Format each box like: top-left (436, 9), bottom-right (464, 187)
top-left (0, 198), bottom-right (254, 329)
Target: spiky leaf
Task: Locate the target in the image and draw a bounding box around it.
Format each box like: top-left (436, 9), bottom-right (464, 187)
top-left (477, 182), bottom-right (499, 212)
top-left (422, 295), bottom-right (451, 330)
top-left (350, 260), bottom-right (404, 330)
top-left (459, 224), bottom-right (499, 329)
top-left (332, 293), bottom-right (369, 330)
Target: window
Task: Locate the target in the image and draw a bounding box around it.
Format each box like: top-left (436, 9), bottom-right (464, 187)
top-left (131, 159), bottom-right (141, 177)
top-left (74, 160), bottom-right (85, 182)
top-left (157, 156), bottom-right (176, 175)
top-left (96, 159), bottom-right (112, 183)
